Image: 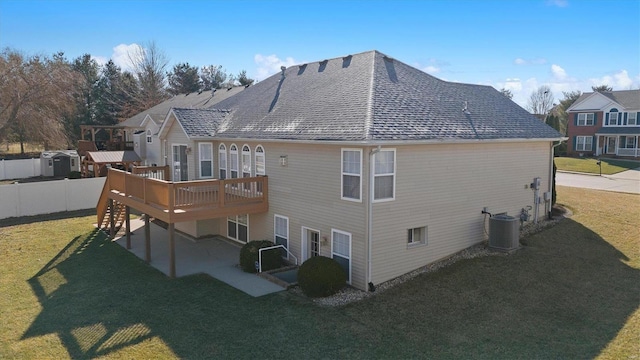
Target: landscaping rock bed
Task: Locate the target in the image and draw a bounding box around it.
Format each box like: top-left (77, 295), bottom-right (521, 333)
top-left (305, 205), bottom-right (571, 307)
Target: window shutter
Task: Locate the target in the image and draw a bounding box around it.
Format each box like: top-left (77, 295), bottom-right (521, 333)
top-left (573, 136), bottom-right (577, 151)
top-left (592, 136), bottom-right (596, 152)
top-left (623, 112), bottom-right (628, 125)
top-left (605, 113), bottom-right (609, 125)
top-left (574, 113), bottom-right (578, 126)
top-left (593, 113), bottom-right (598, 126)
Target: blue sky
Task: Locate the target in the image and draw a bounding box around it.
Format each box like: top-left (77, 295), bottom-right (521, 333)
top-left (1, 0), bottom-right (638, 108)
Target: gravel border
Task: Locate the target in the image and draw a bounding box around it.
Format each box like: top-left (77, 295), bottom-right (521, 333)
top-left (303, 207), bottom-right (571, 307)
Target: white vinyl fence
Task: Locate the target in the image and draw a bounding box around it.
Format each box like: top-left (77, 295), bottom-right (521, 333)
top-left (0, 177), bottom-right (105, 220)
top-left (0, 158), bottom-right (41, 180)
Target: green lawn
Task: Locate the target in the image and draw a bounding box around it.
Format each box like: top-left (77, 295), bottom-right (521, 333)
top-left (555, 156), bottom-right (640, 175)
top-left (1, 187), bottom-right (638, 359)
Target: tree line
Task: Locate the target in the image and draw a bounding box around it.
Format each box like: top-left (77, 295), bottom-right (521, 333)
top-left (0, 42), bottom-right (254, 153)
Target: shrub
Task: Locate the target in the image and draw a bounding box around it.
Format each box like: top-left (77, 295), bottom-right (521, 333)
top-left (297, 256), bottom-right (347, 298)
top-left (239, 240), bottom-right (282, 273)
top-left (67, 171), bottom-right (81, 179)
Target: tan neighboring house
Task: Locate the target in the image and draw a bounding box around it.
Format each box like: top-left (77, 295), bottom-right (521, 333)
top-left (99, 50), bottom-right (564, 291)
top-left (118, 86), bottom-right (246, 166)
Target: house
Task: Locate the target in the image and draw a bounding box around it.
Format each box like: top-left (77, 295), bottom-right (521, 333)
top-left (118, 87), bottom-right (246, 165)
top-left (566, 90), bottom-right (640, 158)
top-left (98, 50), bottom-right (563, 291)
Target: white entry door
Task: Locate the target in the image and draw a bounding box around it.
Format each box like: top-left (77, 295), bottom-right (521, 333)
top-left (301, 227), bottom-right (320, 262)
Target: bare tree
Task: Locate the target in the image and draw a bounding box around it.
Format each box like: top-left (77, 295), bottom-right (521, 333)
top-left (0, 49), bottom-right (80, 152)
top-left (526, 85), bottom-right (554, 116)
top-left (128, 41), bottom-right (169, 109)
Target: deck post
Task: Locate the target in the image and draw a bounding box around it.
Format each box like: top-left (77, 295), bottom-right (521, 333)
top-left (144, 215), bottom-right (151, 263)
top-left (125, 206), bottom-right (131, 249)
top-left (109, 199), bottom-right (115, 239)
top-left (169, 223), bottom-right (176, 278)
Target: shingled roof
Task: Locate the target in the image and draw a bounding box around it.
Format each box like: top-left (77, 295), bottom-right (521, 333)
top-left (120, 86), bottom-right (245, 128)
top-left (172, 50), bottom-right (563, 142)
top-left (571, 90), bottom-right (640, 111)
top-left (170, 108), bottom-right (229, 138)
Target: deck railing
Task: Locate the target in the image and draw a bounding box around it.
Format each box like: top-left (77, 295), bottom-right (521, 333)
top-left (101, 168), bottom-right (268, 223)
top-left (617, 148), bottom-right (640, 157)
top-left (132, 165), bottom-right (171, 181)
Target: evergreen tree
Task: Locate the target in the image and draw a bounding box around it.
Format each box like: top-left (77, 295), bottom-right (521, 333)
top-left (167, 62), bottom-right (200, 95)
top-left (237, 70), bottom-right (254, 87)
top-left (200, 65), bottom-right (228, 90)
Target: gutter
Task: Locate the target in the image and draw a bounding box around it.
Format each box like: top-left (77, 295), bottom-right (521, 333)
top-left (206, 137), bottom-right (567, 146)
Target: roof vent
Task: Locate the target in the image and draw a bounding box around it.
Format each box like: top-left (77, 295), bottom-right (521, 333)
top-left (462, 101), bottom-right (471, 114)
top-left (244, 84), bottom-right (250, 88)
top-left (280, 66), bottom-right (286, 75)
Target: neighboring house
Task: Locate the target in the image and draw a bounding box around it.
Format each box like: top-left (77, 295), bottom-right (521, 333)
top-left (101, 50), bottom-right (563, 291)
top-left (566, 90), bottom-right (640, 158)
top-left (119, 87), bottom-right (245, 165)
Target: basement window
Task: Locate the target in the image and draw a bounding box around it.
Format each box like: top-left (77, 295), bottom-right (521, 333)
top-left (408, 226), bottom-right (427, 248)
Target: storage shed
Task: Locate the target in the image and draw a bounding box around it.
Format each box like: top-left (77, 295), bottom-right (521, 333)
top-left (40, 150), bottom-right (80, 177)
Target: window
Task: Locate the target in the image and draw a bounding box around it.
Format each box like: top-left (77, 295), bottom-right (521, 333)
top-left (577, 113), bottom-right (594, 126)
top-left (199, 143), bottom-right (213, 178)
top-left (146, 129), bottom-right (152, 143)
top-left (628, 112), bottom-right (637, 125)
top-left (608, 110), bottom-right (620, 125)
top-left (218, 144), bottom-right (227, 179)
top-left (255, 145), bottom-right (265, 176)
top-left (242, 145), bottom-right (251, 190)
top-left (576, 136), bottom-right (593, 151)
top-left (228, 214), bottom-right (248, 243)
top-left (48, 159), bottom-right (52, 167)
top-left (255, 145), bottom-right (265, 192)
top-left (230, 144), bottom-right (238, 179)
top-left (408, 226), bottom-right (428, 247)
top-left (241, 145), bottom-right (251, 178)
top-left (71, 158), bottom-right (75, 167)
top-left (374, 149), bottom-right (395, 201)
top-left (332, 229), bottom-right (351, 283)
top-left (625, 136), bottom-right (636, 149)
top-left (274, 215), bottom-right (289, 258)
top-left (341, 149), bottom-right (361, 201)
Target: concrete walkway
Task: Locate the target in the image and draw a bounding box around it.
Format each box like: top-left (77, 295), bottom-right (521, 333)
top-left (112, 219), bottom-right (284, 297)
top-left (556, 167), bottom-right (640, 194)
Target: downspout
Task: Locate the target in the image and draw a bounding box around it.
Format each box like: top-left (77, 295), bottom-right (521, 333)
top-left (367, 145), bottom-right (381, 292)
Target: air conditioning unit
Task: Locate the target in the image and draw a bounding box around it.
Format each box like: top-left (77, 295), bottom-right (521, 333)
top-left (489, 214), bottom-right (520, 251)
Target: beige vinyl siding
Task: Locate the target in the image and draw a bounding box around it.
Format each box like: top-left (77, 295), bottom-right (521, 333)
top-left (223, 141), bottom-right (368, 289)
top-left (370, 141), bottom-right (552, 285)
top-left (165, 118), bottom-right (195, 180)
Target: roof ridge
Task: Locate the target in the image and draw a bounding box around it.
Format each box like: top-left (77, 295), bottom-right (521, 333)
top-left (363, 51), bottom-right (376, 141)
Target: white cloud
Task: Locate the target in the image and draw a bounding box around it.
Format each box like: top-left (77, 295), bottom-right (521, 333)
top-left (422, 65), bottom-right (440, 74)
top-left (551, 64), bottom-right (567, 80)
top-left (514, 58), bottom-right (547, 65)
top-left (589, 70), bottom-right (638, 90)
top-left (254, 54), bottom-right (299, 81)
top-left (91, 55), bottom-right (108, 67)
top-left (111, 43), bottom-right (141, 72)
top-left (546, 0), bottom-right (568, 7)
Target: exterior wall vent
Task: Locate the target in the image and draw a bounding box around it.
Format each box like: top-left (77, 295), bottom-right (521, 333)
top-left (489, 214), bottom-right (520, 251)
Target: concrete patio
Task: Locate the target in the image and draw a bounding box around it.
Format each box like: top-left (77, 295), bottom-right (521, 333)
top-left (111, 218), bottom-right (285, 297)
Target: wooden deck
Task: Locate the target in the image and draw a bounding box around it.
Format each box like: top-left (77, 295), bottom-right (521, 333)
top-left (97, 168), bottom-right (269, 227)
